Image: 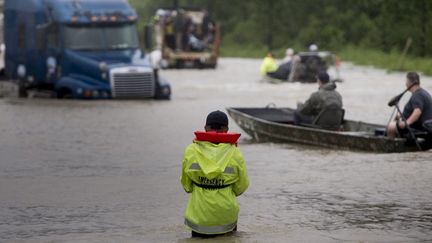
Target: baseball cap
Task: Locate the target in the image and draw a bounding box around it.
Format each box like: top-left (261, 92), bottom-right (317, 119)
top-left (317, 71), bottom-right (330, 83)
top-left (206, 110), bottom-right (228, 129)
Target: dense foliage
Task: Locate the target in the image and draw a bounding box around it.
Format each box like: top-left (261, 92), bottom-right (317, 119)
top-left (130, 0), bottom-right (432, 58)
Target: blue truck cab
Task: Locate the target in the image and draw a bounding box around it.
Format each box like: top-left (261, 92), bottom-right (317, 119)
top-left (3, 0), bottom-right (171, 99)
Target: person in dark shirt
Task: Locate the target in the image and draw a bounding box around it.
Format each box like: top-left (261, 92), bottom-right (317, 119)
top-left (387, 72), bottom-right (432, 138)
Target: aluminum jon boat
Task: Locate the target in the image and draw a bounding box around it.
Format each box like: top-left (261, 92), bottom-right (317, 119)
top-left (226, 107), bottom-right (432, 153)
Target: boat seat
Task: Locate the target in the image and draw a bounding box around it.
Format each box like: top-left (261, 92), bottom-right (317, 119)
top-left (303, 106), bottom-right (345, 131)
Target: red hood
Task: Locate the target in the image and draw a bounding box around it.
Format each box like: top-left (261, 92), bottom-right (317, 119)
top-left (194, 131), bottom-right (241, 144)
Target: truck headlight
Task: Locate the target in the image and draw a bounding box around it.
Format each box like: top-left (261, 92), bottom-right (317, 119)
top-left (99, 62), bottom-right (108, 72)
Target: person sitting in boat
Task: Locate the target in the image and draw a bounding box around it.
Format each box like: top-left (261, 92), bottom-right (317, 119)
top-left (266, 48), bottom-right (295, 81)
top-left (294, 71), bottom-right (343, 126)
top-left (299, 45), bottom-right (327, 83)
top-left (260, 52), bottom-right (278, 76)
top-left (309, 43), bottom-right (318, 52)
top-left (281, 48), bottom-right (295, 64)
top-left (386, 72), bottom-right (432, 138)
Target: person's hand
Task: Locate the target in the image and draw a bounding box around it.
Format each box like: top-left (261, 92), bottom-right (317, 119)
top-left (398, 120), bottom-right (406, 129)
top-left (395, 113), bottom-right (401, 120)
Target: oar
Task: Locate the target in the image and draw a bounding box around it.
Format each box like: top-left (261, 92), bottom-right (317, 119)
top-left (388, 88), bottom-right (410, 107)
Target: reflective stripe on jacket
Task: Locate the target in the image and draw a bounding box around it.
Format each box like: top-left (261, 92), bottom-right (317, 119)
top-left (180, 140), bottom-right (249, 234)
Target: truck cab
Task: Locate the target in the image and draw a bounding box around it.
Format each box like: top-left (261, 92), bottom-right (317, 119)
top-left (4, 0), bottom-right (171, 99)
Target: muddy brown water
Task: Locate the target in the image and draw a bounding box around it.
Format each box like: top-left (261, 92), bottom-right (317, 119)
top-left (1, 58), bottom-right (432, 242)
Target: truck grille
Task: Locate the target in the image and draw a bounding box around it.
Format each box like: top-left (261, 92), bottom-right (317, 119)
top-left (111, 71), bottom-right (155, 98)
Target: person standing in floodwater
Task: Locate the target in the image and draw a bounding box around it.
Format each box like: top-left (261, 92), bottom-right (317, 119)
top-left (180, 110), bottom-right (249, 238)
top-left (260, 52), bottom-right (278, 76)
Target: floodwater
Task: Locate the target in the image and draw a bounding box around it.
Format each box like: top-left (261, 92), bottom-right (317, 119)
top-left (1, 58), bottom-right (432, 243)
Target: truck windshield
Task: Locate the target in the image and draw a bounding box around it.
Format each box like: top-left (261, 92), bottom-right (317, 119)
top-left (64, 24), bottom-right (139, 51)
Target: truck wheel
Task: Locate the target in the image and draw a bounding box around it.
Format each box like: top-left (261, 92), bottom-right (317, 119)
top-left (57, 88), bottom-right (73, 99)
top-left (195, 60), bottom-right (205, 69)
top-left (155, 95), bottom-right (170, 100)
top-left (62, 93), bottom-right (73, 99)
top-left (175, 60), bottom-right (184, 69)
top-left (208, 62), bottom-right (217, 69)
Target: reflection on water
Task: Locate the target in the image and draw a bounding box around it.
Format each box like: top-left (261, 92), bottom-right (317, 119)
top-left (1, 58), bottom-right (432, 242)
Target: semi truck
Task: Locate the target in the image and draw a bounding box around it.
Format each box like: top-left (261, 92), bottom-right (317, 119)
top-left (0, 0), bottom-right (4, 74)
top-left (3, 0), bottom-right (171, 99)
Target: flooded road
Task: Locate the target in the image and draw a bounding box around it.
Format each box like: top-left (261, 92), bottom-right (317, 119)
top-left (1, 58), bottom-right (432, 242)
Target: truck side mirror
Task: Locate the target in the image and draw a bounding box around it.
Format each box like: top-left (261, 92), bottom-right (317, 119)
top-left (144, 24), bottom-right (153, 51)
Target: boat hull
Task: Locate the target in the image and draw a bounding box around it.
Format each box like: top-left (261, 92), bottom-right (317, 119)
top-left (227, 107), bottom-right (429, 153)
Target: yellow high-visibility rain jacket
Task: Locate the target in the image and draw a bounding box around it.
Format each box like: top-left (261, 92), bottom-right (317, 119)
top-left (180, 137), bottom-right (249, 235)
top-left (260, 56), bottom-right (278, 75)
